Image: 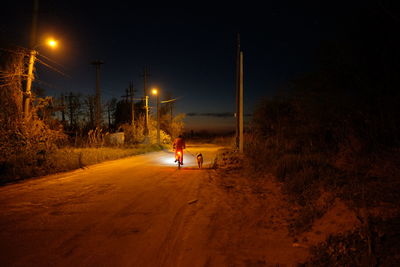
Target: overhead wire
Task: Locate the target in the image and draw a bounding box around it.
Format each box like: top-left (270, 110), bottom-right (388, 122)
top-left (36, 53), bottom-right (66, 69)
top-left (35, 58), bottom-right (70, 78)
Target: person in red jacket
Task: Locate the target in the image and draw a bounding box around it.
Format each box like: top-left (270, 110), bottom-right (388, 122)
top-left (173, 135), bottom-right (186, 165)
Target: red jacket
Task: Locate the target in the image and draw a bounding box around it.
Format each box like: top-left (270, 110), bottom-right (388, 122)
top-left (173, 137), bottom-right (186, 150)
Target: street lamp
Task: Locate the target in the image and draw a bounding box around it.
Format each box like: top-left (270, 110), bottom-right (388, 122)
top-left (152, 88), bottom-right (160, 145)
top-left (47, 39), bottom-right (58, 48)
top-left (24, 38), bottom-right (58, 118)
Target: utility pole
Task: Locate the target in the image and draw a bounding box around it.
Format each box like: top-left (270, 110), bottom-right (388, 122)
top-left (156, 92), bottom-right (160, 145)
top-left (141, 67), bottom-right (151, 135)
top-left (239, 51), bottom-right (244, 153)
top-left (91, 60), bottom-right (104, 128)
top-left (235, 33), bottom-right (244, 152)
top-left (24, 50), bottom-right (37, 118)
top-left (129, 81), bottom-right (135, 127)
top-left (145, 95), bottom-right (149, 134)
top-left (24, 0), bottom-right (39, 118)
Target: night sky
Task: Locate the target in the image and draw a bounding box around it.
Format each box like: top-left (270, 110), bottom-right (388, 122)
top-left (1, 1), bottom-right (368, 132)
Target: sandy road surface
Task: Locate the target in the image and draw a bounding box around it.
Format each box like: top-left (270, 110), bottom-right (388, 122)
top-left (0, 144), bottom-right (308, 267)
top-left (0, 144), bottom-right (220, 266)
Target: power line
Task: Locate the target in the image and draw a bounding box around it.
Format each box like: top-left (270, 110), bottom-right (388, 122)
top-left (37, 53), bottom-right (66, 69)
top-left (35, 58), bottom-right (70, 78)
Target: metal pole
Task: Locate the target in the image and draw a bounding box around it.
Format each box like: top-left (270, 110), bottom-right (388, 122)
top-left (24, 49), bottom-right (37, 118)
top-left (239, 51), bottom-right (244, 153)
top-left (157, 94), bottom-right (160, 145)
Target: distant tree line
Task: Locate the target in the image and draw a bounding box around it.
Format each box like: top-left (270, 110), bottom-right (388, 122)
top-left (0, 45), bottom-right (184, 180)
top-left (49, 89), bottom-right (183, 142)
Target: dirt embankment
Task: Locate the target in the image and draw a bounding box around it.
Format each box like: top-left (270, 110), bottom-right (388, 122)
top-left (210, 149), bottom-right (362, 266)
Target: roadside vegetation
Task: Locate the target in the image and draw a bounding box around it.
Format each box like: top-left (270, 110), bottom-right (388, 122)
top-left (244, 9), bottom-right (400, 266)
top-left (212, 8), bottom-right (400, 266)
top-left (0, 48), bottom-right (183, 184)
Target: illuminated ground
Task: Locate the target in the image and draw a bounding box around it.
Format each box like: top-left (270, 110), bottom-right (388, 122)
top-left (0, 144), bottom-right (309, 266)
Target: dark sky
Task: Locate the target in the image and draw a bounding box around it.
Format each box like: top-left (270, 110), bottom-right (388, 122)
top-left (1, 1), bottom-right (372, 131)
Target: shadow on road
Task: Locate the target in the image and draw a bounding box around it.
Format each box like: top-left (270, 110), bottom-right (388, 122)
top-left (177, 167), bottom-right (209, 171)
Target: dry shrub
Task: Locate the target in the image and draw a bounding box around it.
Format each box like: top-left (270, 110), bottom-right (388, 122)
top-left (212, 149), bottom-right (244, 171)
top-left (119, 115), bottom-right (173, 145)
top-left (119, 122), bottom-right (145, 145)
top-left (244, 132), bottom-right (279, 172)
top-left (305, 216), bottom-right (400, 266)
top-left (0, 48), bottom-right (66, 181)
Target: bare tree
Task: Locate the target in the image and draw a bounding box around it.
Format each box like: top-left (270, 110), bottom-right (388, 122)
top-left (65, 92), bottom-right (82, 129)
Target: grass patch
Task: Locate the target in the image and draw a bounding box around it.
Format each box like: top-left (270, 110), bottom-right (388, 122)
top-left (0, 144), bottom-right (163, 184)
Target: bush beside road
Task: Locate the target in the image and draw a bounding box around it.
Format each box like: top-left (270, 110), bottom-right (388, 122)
top-left (0, 144), bottom-right (163, 184)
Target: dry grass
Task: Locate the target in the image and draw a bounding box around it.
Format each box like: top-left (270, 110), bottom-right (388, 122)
top-left (0, 144), bottom-right (162, 184)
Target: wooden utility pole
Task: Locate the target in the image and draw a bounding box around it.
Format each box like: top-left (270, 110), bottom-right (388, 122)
top-left (235, 33), bottom-right (244, 152)
top-left (239, 51), bottom-right (244, 153)
top-left (129, 82), bottom-right (135, 127)
top-left (91, 60), bottom-right (104, 128)
top-left (24, 50), bottom-right (37, 118)
top-left (23, 0), bottom-right (39, 118)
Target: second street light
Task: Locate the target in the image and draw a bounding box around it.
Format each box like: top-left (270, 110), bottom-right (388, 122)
top-left (152, 88), bottom-right (160, 145)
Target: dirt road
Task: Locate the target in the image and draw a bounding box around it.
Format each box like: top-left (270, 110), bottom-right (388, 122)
top-left (0, 144), bottom-right (308, 267)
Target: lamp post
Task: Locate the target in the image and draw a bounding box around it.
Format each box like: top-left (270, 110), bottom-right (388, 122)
top-left (152, 88), bottom-right (160, 145)
top-left (24, 38), bottom-right (58, 118)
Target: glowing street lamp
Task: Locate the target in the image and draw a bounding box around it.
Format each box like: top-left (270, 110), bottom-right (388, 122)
top-left (47, 39), bottom-right (58, 48)
top-left (24, 38), bottom-right (58, 118)
top-left (152, 88), bottom-right (160, 145)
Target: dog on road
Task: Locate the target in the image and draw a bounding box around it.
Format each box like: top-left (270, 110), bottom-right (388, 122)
top-left (196, 153), bottom-right (203, 169)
